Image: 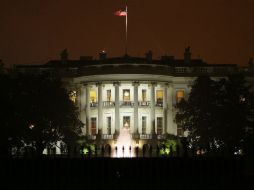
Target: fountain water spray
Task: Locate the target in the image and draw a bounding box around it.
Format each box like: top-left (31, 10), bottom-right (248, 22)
top-left (114, 122), bottom-right (134, 158)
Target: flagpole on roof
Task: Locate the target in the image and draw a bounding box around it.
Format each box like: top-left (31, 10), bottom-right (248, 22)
top-left (115, 1), bottom-right (128, 55)
top-left (125, 1), bottom-right (128, 55)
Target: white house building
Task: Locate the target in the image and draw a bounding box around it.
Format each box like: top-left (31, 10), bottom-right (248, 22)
top-left (16, 48), bottom-right (254, 151)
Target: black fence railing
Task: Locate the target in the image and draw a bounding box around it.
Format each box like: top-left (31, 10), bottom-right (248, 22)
top-left (0, 157), bottom-right (248, 189)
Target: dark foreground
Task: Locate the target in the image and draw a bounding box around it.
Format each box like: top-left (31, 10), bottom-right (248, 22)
top-left (0, 157), bottom-right (253, 189)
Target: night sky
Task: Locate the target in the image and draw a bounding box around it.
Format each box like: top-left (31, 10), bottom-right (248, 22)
top-left (1, 0), bottom-right (254, 66)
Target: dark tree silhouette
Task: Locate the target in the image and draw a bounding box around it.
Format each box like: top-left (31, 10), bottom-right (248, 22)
top-left (219, 74), bottom-right (254, 155)
top-left (175, 76), bottom-right (222, 154)
top-left (175, 75), bottom-right (254, 156)
top-left (0, 72), bottom-right (82, 157)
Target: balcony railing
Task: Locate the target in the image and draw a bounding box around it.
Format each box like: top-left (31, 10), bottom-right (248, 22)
top-left (102, 134), bottom-right (113, 140)
top-left (131, 133), bottom-right (140, 139)
top-left (90, 102), bottom-right (98, 108)
top-left (140, 134), bottom-right (152, 139)
top-left (88, 135), bottom-right (96, 140)
top-left (155, 102), bottom-right (163, 107)
top-left (120, 101), bottom-right (134, 107)
top-left (103, 101), bottom-right (115, 107)
top-left (138, 101), bottom-right (150, 107)
top-left (157, 134), bottom-right (166, 140)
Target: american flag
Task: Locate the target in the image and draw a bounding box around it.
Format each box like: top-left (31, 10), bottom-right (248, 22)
top-left (115, 10), bottom-right (127, 16)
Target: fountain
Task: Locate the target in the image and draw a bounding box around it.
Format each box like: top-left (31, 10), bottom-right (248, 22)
top-left (114, 121), bottom-right (133, 158)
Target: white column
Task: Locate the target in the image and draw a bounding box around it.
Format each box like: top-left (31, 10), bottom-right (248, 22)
top-left (85, 84), bottom-right (90, 135)
top-left (133, 82), bottom-right (139, 134)
top-left (163, 83), bottom-right (168, 134)
top-left (97, 83), bottom-right (103, 135)
top-left (80, 85), bottom-right (86, 135)
top-left (76, 85), bottom-right (81, 112)
top-left (114, 82), bottom-right (120, 134)
top-left (150, 82), bottom-right (156, 134)
top-left (167, 84), bottom-right (175, 135)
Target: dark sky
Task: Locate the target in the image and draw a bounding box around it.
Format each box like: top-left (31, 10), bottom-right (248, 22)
top-left (1, 0), bottom-right (254, 66)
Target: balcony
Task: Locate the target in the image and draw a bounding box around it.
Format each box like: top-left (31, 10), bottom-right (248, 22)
top-left (90, 102), bottom-right (98, 108)
top-left (120, 101), bottom-right (134, 107)
top-left (131, 133), bottom-right (140, 139)
top-left (140, 134), bottom-right (152, 140)
top-left (103, 101), bottom-right (115, 108)
top-left (138, 101), bottom-right (150, 107)
top-left (157, 134), bottom-right (166, 140)
top-left (102, 134), bottom-right (113, 140)
top-left (88, 135), bottom-right (96, 140)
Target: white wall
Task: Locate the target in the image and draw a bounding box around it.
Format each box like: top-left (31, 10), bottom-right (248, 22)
top-left (78, 81), bottom-right (195, 136)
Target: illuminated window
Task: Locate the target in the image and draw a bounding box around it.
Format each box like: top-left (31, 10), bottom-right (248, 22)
top-left (123, 89), bottom-right (130, 101)
top-left (156, 90), bottom-right (163, 105)
top-left (123, 116), bottom-right (130, 129)
top-left (91, 117), bottom-right (97, 135)
top-left (157, 117), bottom-right (163, 135)
top-left (142, 90), bottom-right (147, 101)
top-left (90, 90), bottom-right (97, 103)
top-left (142, 116), bottom-right (147, 134)
top-left (69, 91), bottom-right (77, 103)
top-left (107, 90), bottom-right (111, 101)
top-left (176, 90), bottom-right (185, 103)
top-left (107, 117), bottom-right (111, 135)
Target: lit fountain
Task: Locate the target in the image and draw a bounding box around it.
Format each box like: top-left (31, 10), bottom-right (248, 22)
top-left (114, 121), bottom-right (134, 158)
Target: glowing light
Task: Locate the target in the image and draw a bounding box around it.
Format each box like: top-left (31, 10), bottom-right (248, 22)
top-left (176, 90), bottom-right (185, 103)
top-left (124, 91), bottom-right (129, 97)
top-left (124, 121), bottom-right (129, 128)
top-left (29, 124), bottom-right (34, 129)
top-left (114, 127), bottom-right (134, 158)
top-left (90, 90), bottom-right (97, 103)
top-left (69, 90), bottom-right (77, 103)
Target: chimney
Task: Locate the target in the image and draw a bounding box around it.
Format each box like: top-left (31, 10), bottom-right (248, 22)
top-left (184, 46), bottom-right (191, 64)
top-left (60, 49), bottom-right (68, 64)
top-left (145, 50), bottom-right (153, 62)
top-left (99, 50), bottom-right (107, 60)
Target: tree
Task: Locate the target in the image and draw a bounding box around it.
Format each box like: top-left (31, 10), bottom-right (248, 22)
top-left (176, 76), bottom-right (223, 153)
top-left (0, 73), bottom-right (82, 156)
top-left (176, 75), bottom-right (254, 156)
top-left (219, 74), bottom-right (254, 155)
top-left (0, 73), bottom-right (17, 156)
